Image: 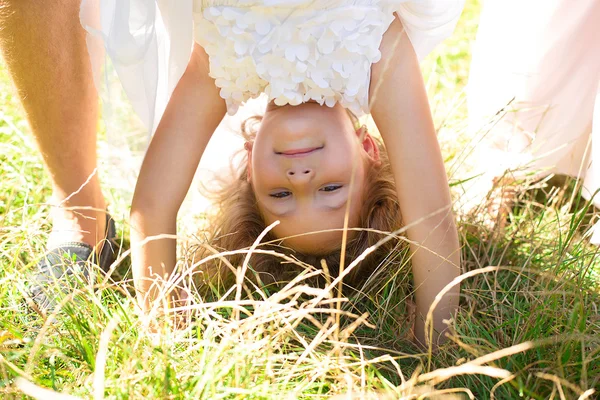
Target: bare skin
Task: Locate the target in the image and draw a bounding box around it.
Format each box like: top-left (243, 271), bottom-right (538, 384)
top-left (248, 103), bottom-right (380, 254)
top-left (0, 0), bottom-right (107, 249)
top-left (370, 17), bottom-right (460, 346)
top-left (132, 19), bottom-right (460, 346)
top-left (130, 44), bottom-right (226, 313)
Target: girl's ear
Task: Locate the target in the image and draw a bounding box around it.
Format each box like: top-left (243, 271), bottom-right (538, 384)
top-left (245, 141), bottom-right (254, 181)
top-left (357, 126), bottom-right (381, 165)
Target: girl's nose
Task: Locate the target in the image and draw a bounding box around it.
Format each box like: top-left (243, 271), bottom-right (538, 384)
top-left (286, 167), bottom-right (314, 182)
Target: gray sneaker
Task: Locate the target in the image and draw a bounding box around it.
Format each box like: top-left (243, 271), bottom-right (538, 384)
top-left (28, 213), bottom-right (118, 313)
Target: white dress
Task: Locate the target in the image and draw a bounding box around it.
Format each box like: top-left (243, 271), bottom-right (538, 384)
top-left (80, 0), bottom-right (464, 133)
top-left (466, 0), bottom-right (600, 233)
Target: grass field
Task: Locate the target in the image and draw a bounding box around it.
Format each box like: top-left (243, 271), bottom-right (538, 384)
top-left (2, 1), bottom-right (600, 398)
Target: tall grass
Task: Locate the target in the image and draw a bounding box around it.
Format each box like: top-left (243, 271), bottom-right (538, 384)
top-left (2, 0), bottom-right (599, 398)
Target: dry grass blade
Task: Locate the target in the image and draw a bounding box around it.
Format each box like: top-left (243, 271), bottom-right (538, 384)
top-left (93, 317), bottom-right (120, 400)
top-left (15, 378), bottom-right (82, 400)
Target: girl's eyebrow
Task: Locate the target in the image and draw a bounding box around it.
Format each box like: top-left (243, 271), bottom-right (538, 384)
top-left (327, 203), bottom-right (346, 211)
top-left (269, 208), bottom-right (292, 218)
top-left (259, 201), bottom-right (292, 218)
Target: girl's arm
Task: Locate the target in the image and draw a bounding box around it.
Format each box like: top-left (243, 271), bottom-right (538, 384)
top-left (370, 17), bottom-right (460, 347)
top-left (130, 44), bottom-right (226, 314)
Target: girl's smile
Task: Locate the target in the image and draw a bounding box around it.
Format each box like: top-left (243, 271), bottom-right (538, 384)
top-left (276, 146), bottom-right (324, 157)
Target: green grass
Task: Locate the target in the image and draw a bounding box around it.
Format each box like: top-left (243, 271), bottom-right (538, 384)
top-left (2, 1), bottom-right (600, 398)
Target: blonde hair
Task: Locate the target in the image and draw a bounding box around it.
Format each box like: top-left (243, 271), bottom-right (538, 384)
top-left (191, 115), bottom-right (403, 292)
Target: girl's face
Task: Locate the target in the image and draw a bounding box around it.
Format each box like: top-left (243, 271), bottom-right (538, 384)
top-left (248, 102), bottom-right (380, 254)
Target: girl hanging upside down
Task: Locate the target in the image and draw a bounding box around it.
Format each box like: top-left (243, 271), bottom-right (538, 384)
top-left (81, 0), bottom-right (464, 346)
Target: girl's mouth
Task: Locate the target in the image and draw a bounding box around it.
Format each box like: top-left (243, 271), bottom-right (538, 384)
top-left (276, 146), bottom-right (324, 157)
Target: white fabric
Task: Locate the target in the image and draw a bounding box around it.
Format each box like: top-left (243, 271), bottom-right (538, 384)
top-left (466, 0), bottom-right (600, 239)
top-left (80, 0), bottom-right (195, 133)
top-left (194, 0), bottom-right (464, 115)
top-left (81, 0), bottom-right (464, 131)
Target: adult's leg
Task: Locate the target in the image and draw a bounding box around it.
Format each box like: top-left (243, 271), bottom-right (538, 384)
top-left (0, 0), bottom-right (106, 248)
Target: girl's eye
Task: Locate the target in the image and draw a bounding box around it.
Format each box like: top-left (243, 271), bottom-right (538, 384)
top-left (320, 184), bottom-right (342, 192)
top-left (270, 191), bottom-right (292, 199)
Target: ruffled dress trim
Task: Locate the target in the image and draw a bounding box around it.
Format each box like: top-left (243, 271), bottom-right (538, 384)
top-left (193, 0), bottom-right (464, 115)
